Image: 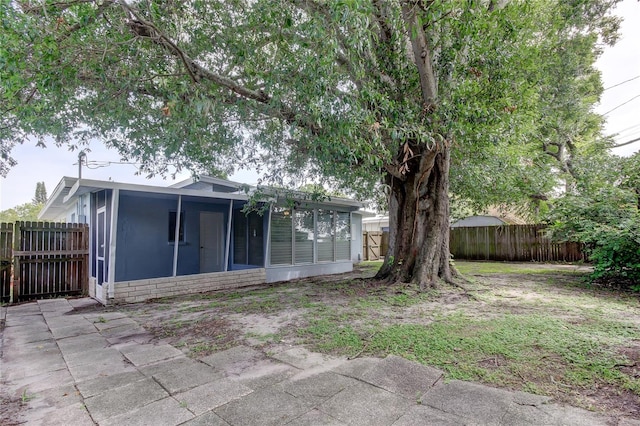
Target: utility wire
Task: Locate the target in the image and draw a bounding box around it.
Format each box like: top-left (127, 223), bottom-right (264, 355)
top-left (615, 122), bottom-right (640, 135)
top-left (604, 75), bottom-right (640, 91)
top-left (612, 136), bottom-right (640, 149)
top-left (602, 93), bottom-right (640, 116)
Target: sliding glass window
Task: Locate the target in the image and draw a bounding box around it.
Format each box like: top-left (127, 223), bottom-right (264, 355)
top-left (317, 209), bottom-right (334, 262)
top-left (336, 212), bottom-right (351, 260)
top-left (270, 207), bottom-right (293, 265)
top-left (295, 209), bottom-right (314, 264)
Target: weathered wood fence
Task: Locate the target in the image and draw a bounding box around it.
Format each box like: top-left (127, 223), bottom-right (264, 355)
top-left (0, 221), bottom-right (89, 303)
top-left (361, 224), bottom-right (584, 263)
top-left (0, 223), bottom-right (12, 302)
top-left (362, 231), bottom-right (389, 261)
top-left (449, 224), bottom-right (584, 262)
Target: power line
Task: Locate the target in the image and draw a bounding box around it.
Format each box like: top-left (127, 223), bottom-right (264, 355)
top-left (612, 136), bottom-right (640, 149)
top-left (602, 93), bottom-right (640, 116)
top-left (604, 75), bottom-right (640, 91)
top-left (615, 122), bottom-right (640, 135)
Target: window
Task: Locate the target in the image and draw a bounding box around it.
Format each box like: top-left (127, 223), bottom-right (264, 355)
top-left (270, 207), bottom-right (292, 265)
top-left (295, 209), bottom-right (314, 264)
top-left (336, 212), bottom-right (351, 260)
top-left (269, 206), bottom-right (352, 265)
top-left (168, 211), bottom-right (185, 242)
top-left (317, 209), bottom-right (334, 262)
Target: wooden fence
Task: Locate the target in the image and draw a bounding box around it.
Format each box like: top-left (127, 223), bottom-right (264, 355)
top-left (0, 221), bottom-right (89, 302)
top-left (362, 231), bottom-right (389, 261)
top-left (449, 224), bottom-right (584, 262)
top-left (0, 223), bottom-right (12, 302)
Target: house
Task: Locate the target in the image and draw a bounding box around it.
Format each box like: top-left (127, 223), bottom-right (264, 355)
top-left (362, 215), bottom-right (389, 233)
top-left (39, 176), bottom-right (364, 305)
top-left (450, 208), bottom-right (528, 228)
top-left (450, 215), bottom-right (510, 228)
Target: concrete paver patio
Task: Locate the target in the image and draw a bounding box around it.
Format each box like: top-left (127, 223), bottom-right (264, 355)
top-left (1, 298), bottom-right (636, 425)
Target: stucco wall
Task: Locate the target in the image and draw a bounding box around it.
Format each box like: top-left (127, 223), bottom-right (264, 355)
top-left (112, 268), bottom-right (266, 304)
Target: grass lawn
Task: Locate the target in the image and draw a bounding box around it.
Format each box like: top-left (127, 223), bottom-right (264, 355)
top-left (117, 260), bottom-right (640, 417)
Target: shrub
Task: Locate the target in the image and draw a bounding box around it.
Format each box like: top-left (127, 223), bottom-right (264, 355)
top-left (548, 187), bottom-right (640, 290)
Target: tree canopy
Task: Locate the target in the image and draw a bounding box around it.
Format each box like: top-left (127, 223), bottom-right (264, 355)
top-left (33, 181), bottom-right (47, 204)
top-left (0, 202), bottom-right (43, 222)
top-left (1, 1), bottom-right (618, 193)
top-left (0, 0), bottom-right (621, 286)
top-left (0, 182), bottom-right (47, 222)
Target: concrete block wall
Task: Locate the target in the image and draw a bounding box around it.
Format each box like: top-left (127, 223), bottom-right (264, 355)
top-left (111, 268), bottom-right (267, 304)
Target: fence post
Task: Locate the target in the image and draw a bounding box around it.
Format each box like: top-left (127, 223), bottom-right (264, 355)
top-left (0, 223), bottom-right (13, 303)
top-left (362, 231), bottom-right (368, 261)
top-left (11, 221), bottom-right (20, 303)
top-left (82, 224), bottom-right (89, 295)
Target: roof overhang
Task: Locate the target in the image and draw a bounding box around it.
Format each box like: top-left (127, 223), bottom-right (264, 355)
top-left (63, 178), bottom-right (251, 203)
top-left (38, 176), bottom-right (79, 220)
top-left (169, 175), bottom-right (245, 190)
top-left (39, 176), bottom-right (364, 220)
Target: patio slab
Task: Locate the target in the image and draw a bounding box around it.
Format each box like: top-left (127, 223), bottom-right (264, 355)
top-left (318, 380), bottom-right (413, 426)
top-left (214, 386), bottom-right (312, 426)
top-left (119, 343), bottom-right (184, 366)
top-left (100, 397), bottom-right (194, 426)
top-left (83, 377), bottom-right (169, 423)
top-left (174, 378), bottom-right (253, 415)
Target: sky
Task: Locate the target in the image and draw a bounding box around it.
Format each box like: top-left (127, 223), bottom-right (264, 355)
top-left (594, 0), bottom-right (640, 156)
top-left (1, 0), bottom-right (639, 211)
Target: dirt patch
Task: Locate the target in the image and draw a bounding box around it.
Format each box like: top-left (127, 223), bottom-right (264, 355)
top-left (476, 354), bottom-right (508, 370)
top-left (581, 385), bottom-right (640, 419)
top-left (0, 390), bottom-right (27, 426)
top-left (618, 343), bottom-right (640, 379)
top-left (143, 315), bottom-right (241, 357)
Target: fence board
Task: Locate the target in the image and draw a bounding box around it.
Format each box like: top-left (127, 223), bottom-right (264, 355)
top-left (361, 231), bottom-right (390, 261)
top-left (1, 221), bottom-right (89, 302)
top-left (1, 223), bottom-right (13, 302)
top-left (450, 224), bottom-right (584, 262)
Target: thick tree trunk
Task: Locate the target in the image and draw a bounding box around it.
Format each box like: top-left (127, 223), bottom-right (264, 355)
top-left (376, 143), bottom-right (452, 288)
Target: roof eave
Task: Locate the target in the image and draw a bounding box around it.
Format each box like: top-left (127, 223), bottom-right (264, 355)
top-left (38, 176), bottom-right (78, 220)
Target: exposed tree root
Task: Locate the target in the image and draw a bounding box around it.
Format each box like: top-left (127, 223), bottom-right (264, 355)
top-left (348, 331), bottom-right (378, 360)
top-left (443, 277), bottom-right (478, 301)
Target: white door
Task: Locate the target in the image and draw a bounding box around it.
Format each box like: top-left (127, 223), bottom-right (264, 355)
top-left (200, 212), bottom-right (224, 273)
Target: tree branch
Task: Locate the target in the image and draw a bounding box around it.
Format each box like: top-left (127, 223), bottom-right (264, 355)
top-left (400, 1), bottom-right (437, 108)
top-left (291, 0), bottom-right (399, 92)
top-left (59, 1), bottom-right (115, 41)
top-left (117, 1), bottom-right (321, 135)
top-left (384, 164), bottom-right (407, 181)
top-left (19, 0), bottom-right (97, 14)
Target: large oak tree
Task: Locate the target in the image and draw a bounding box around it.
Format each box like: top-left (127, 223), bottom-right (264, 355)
top-left (0, 0), bottom-right (619, 287)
